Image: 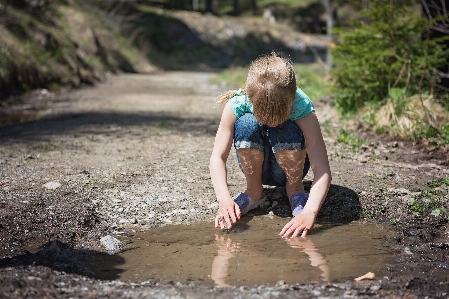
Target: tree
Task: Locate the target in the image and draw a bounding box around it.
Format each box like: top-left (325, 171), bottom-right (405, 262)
top-left (330, 0), bottom-right (448, 113)
top-left (321, 0), bottom-right (333, 72)
top-left (422, 0), bottom-right (449, 92)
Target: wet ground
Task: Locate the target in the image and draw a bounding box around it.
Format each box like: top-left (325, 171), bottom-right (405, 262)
top-left (0, 71), bottom-right (448, 298)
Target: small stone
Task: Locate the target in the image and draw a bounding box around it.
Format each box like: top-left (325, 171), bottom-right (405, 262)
top-left (130, 218), bottom-right (137, 224)
top-left (100, 235), bottom-right (123, 254)
top-left (42, 181), bottom-right (61, 190)
top-left (404, 247), bottom-right (413, 255)
top-left (208, 202), bottom-right (219, 210)
top-left (311, 289), bottom-right (321, 296)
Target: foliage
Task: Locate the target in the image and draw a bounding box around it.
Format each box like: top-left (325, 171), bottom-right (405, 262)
top-left (407, 176), bottom-right (449, 219)
top-left (0, 0), bottom-right (147, 101)
top-left (360, 92), bottom-right (449, 145)
top-left (336, 128), bottom-right (366, 152)
top-left (330, 0), bottom-right (449, 114)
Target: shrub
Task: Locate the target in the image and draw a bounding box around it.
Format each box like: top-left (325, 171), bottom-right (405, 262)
top-left (330, 0), bottom-right (448, 114)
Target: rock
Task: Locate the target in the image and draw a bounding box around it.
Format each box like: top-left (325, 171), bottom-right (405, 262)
top-left (208, 202), bottom-right (219, 210)
top-left (311, 289), bottom-right (321, 296)
top-left (354, 155), bottom-right (369, 163)
top-left (370, 285), bottom-right (381, 291)
top-left (42, 181), bottom-right (61, 190)
top-left (100, 235), bottom-right (123, 254)
top-left (404, 247), bottom-right (413, 255)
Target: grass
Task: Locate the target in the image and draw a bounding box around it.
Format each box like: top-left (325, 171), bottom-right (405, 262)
top-left (407, 175), bottom-right (449, 219)
top-left (336, 128), bottom-right (366, 152)
top-left (358, 93), bottom-right (449, 146)
top-left (210, 63), bottom-right (334, 101)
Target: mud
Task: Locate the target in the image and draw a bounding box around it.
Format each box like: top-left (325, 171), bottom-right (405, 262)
top-left (0, 71), bottom-right (448, 298)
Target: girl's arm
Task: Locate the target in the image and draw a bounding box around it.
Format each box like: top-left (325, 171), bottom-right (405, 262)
top-left (209, 101), bottom-right (240, 229)
top-left (280, 112), bottom-right (332, 238)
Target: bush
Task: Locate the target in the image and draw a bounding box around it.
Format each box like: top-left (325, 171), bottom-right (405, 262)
top-left (330, 0), bottom-right (449, 114)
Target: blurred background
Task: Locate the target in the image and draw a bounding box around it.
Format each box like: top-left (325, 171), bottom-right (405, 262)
top-left (0, 0), bottom-right (448, 146)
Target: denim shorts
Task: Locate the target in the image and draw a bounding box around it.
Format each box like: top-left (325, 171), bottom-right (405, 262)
top-left (234, 113), bottom-right (310, 187)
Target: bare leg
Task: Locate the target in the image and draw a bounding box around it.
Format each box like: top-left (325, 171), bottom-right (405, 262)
top-left (275, 150), bottom-right (307, 198)
top-left (236, 148), bottom-right (264, 201)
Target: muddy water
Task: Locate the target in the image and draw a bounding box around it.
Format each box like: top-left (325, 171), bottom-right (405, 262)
top-left (85, 217), bottom-right (395, 286)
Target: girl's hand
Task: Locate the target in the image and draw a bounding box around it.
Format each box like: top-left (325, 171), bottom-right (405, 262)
top-left (279, 209), bottom-right (316, 238)
top-left (214, 200), bottom-right (241, 230)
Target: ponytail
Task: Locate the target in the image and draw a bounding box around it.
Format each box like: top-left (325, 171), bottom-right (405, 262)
top-left (215, 88), bottom-right (245, 105)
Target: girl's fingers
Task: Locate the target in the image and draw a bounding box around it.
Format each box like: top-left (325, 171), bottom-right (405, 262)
top-left (216, 204), bottom-right (243, 230)
top-left (228, 207), bottom-right (237, 223)
top-left (279, 220), bottom-right (296, 236)
top-left (234, 204), bottom-right (242, 220)
top-left (280, 220), bottom-right (309, 238)
top-left (301, 227), bottom-right (309, 237)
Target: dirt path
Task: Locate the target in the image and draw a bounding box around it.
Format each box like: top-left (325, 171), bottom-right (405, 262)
top-left (0, 72), bottom-right (448, 298)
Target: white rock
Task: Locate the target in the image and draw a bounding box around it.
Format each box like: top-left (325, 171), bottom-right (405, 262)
top-left (208, 202), bottom-right (219, 210)
top-left (100, 235), bottom-right (123, 254)
top-left (42, 181), bottom-right (61, 190)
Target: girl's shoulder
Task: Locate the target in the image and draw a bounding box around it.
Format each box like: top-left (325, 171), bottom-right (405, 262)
top-left (229, 91), bottom-right (253, 119)
top-left (290, 88), bottom-right (315, 120)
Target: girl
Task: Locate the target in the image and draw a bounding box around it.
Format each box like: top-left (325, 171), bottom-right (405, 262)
top-left (210, 54), bottom-right (331, 238)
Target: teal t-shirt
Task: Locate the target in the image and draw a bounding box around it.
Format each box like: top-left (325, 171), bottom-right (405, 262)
top-left (229, 87), bottom-right (314, 121)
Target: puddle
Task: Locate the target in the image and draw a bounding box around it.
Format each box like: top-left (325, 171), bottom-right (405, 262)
top-left (84, 217), bottom-right (396, 286)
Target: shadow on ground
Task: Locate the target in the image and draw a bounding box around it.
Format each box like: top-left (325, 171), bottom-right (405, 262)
top-left (250, 183), bottom-right (361, 224)
top-left (0, 240), bottom-right (125, 280)
top-left (0, 111), bottom-right (220, 142)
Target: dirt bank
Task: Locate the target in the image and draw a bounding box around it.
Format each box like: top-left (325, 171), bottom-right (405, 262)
top-left (0, 72), bottom-right (448, 298)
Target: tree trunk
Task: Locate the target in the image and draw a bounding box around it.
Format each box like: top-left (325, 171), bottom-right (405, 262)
top-left (205, 0), bottom-right (213, 13)
top-left (233, 0), bottom-right (239, 16)
top-left (321, 0), bottom-right (333, 72)
top-left (250, 0), bottom-right (257, 15)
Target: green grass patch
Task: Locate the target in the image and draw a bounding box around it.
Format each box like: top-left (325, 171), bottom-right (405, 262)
top-left (407, 176), bottom-right (449, 219)
top-left (336, 128), bottom-right (366, 152)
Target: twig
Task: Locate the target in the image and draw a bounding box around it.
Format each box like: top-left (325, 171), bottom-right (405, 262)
top-left (392, 60), bottom-right (410, 88)
top-left (405, 61), bottom-right (411, 90)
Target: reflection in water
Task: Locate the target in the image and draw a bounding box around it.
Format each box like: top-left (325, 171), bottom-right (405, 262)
top-left (286, 237), bottom-right (329, 282)
top-left (211, 234), bottom-right (329, 287)
top-left (211, 234), bottom-right (241, 287)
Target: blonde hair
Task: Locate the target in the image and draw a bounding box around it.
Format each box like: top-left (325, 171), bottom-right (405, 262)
top-left (216, 54), bottom-right (297, 125)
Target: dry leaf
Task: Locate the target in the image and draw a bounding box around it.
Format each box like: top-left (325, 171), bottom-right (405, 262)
top-left (354, 272), bottom-right (375, 281)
